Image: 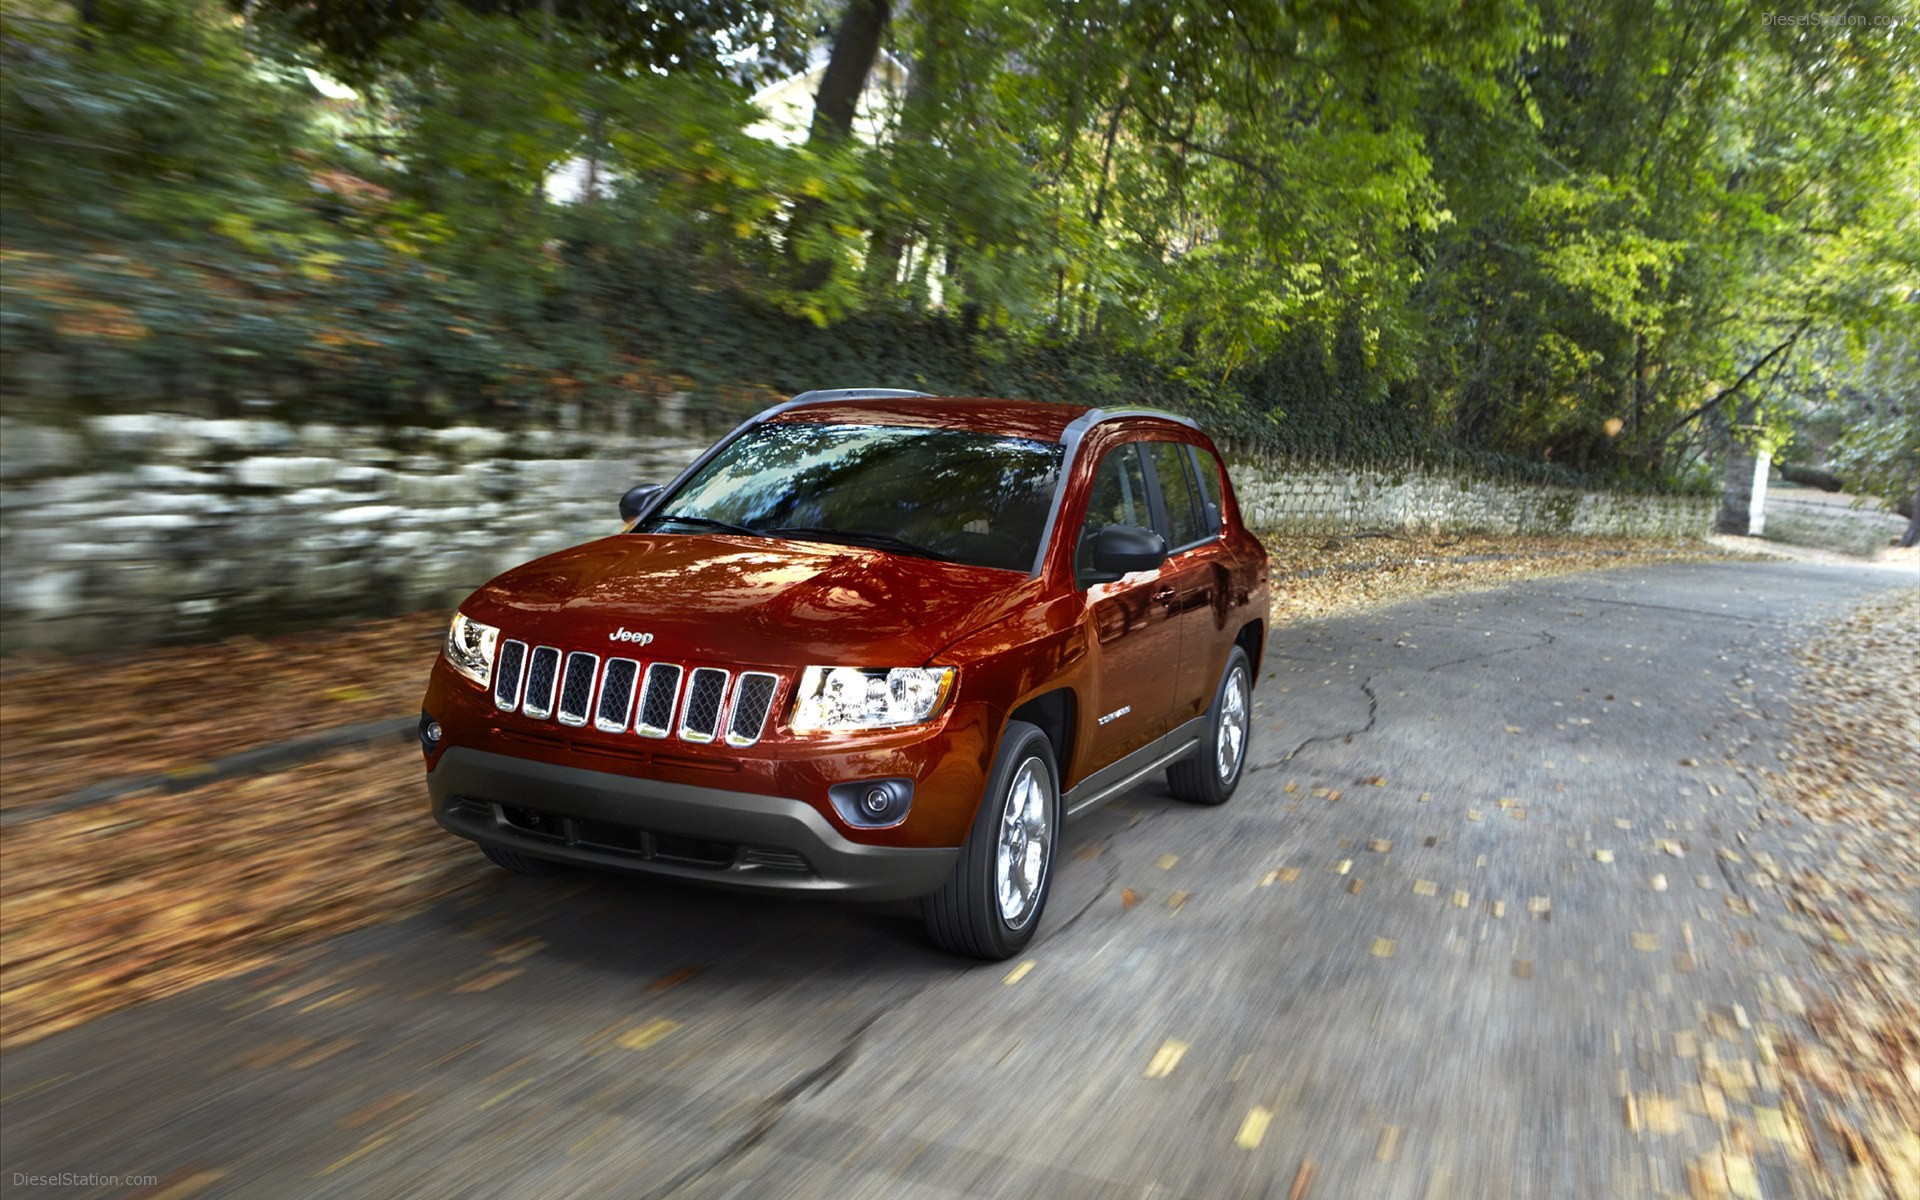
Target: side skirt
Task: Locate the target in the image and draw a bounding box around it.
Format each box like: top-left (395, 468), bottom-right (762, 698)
top-left (1062, 716), bottom-right (1207, 819)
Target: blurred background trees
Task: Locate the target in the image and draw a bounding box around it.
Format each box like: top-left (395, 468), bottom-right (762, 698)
top-left (3, 0), bottom-right (1916, 490)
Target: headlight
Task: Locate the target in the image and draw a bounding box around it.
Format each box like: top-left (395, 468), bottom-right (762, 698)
top-left (791, 666), bottom-right (954, 731)
top-left (443, 612), bottom-right (501, 688)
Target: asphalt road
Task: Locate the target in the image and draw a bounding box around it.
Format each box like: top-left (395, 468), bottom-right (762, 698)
top-left (3, 558), bottom-right (1913, 1200)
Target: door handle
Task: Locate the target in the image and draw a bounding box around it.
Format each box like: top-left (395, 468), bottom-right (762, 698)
top-left (1152, 586), bottom-right (1177, 606)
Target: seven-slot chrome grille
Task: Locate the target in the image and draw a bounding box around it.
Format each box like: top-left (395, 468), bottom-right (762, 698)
top-left (493, 638), bottom-right (779, 747)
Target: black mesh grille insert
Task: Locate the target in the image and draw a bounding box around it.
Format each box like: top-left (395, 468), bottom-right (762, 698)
top-left (636, 664), bottom-right (682, 736)
top-left (726, 673), bottom-right (779, 745)
top-left (596, 658), bottom-right (639, 732)
top-left (522, 646), bottom-right (560, 719)
top-left (493, 640), bottom-right (528, 710)
top-left (679, 669), bottom-right (728, 741)
top-left (556, 652), bottom-right (598, 726)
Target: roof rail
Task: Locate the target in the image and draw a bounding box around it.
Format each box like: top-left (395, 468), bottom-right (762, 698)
top-left (1064, 405), bottom-right (1202, 434)
top-left (787, 388), bottom-right (937, 405)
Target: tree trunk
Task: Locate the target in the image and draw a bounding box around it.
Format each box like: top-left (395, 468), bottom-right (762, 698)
top-left (1902, 488), bottom-right (1919, 549)
top-left (864, 0), bottom-right (943, 300)
top-left (790, 0), bottom-right (890, 292)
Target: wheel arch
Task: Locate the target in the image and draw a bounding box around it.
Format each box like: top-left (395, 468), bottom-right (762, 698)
top-left (1007, 687), bottom-right (1077, 784)
top-left (1234, 618), bottom-right (1266, 682)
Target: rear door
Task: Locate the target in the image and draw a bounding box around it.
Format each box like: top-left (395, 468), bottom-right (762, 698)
top-left (1142, 441), bottom-right (1231, 728)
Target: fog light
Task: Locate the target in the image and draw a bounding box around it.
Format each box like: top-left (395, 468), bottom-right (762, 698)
top-left (419, 711), bottom-right (443, 756)
top-left (828, 778), bottom-right (913, 828)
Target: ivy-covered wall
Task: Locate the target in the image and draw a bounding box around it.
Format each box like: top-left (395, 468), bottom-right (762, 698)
top-left (0, 414), bottom-right (1713, 653)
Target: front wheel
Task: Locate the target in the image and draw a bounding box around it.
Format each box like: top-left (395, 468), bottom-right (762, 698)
top-left (922, 720), bottom-right (1060, 960)
top-left (1166, 646), bottom-right (1252, 805)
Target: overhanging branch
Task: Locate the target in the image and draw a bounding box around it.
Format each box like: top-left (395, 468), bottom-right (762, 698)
top-left (1657, 321), bottom-right (1810, 441)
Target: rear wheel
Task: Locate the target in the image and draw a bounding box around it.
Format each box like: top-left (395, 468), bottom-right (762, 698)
top-left (480, 842), bottom-right (566, 876)
top-left (1166, 646), bottom-right (1252, 805)
top-left (922, 721), bottom-right (1060, 960)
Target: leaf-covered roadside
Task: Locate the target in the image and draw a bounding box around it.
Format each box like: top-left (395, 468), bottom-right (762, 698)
top-left (0, 615), bottom-right (447, 813)
top-left (1759, 590), bottom-right (1920, 1199)
top-left (0, 533), bottom-right (1731, 1051)
top-left (1264, 532), bottom-right (1733, 622)
top-left (0, 744), bottom-right (473, 1050)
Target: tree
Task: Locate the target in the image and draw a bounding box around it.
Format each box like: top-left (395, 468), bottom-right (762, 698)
top-left (1825, 329), bottom-right (1920, 548)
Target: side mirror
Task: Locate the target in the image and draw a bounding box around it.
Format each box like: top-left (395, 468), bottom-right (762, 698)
top-left (1082, 523), bottom-right (1167, 584)
top-left (619, 484), bottom-right (665, 524)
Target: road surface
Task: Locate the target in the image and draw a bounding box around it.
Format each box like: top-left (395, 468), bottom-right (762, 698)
top-left (3, 558), bottom-right (1912, 1199)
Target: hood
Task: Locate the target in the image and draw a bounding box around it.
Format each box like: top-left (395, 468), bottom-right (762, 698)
top-left (461, 532), bottom-right (1037, 667)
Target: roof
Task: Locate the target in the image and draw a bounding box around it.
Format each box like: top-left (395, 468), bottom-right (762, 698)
top-left (762, 392), bottom-right (1199, 443)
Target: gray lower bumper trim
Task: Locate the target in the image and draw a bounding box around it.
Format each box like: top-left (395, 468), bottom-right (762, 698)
top-left (427, 747), bottom-right (958, 901)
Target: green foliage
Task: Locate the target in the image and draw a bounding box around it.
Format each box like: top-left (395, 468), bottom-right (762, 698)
top-left (3, 0), bottom-right (1914, 506)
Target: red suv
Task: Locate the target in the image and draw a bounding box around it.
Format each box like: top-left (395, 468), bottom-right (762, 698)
top-left (421, 390), bottom-right (1269, 958)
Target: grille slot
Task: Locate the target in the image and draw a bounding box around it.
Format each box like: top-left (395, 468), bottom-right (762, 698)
top-left (521, 646), bottom-right (561, 719)
top-left (678, 668), bottom-right (729, 743)
top-left (595, 658), bottom-right (640, 732)
top-left (635, 664), bottom-right (683, 738)
top-left (740, 846), bottom-right (811, 873)
top-left (726, 673), bottom-right (780, 747)
top-left (556, 652), bottom-right (599, 727)
top-left (493, 640), bottom-right (528, 711)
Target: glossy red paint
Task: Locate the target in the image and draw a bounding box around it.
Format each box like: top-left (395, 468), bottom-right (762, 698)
top-left (422, 396), bottom-right (1269, 884)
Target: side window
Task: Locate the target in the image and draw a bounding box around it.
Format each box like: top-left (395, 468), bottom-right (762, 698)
top-left (1149, 442), bottom-right (1206, 549)
top-left (1189, 446), bottom-right (1224, 534)
top-left (1078, 444), bottom-right (1151, 573)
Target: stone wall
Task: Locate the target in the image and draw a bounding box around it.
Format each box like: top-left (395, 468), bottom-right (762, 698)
top-left (1226, 464), bottom-right (1715, 540)
top-left (0, 416), bottom-right (1714, 652)
top-left (1761, 487), bottom-right (1909, 557)
top-left (0, 416), bottom-right (710, 652)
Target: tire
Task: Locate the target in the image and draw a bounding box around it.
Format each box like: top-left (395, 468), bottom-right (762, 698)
top-left (1166, 646), bottom-right (1252, 806)
top-left (480, 842), bottom-right (566, 876)
top-left (922, 720), bottom-right (1061, 960)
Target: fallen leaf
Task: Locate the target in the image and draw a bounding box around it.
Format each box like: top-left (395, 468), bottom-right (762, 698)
top-left (1376, 1125), bottom-right (1401, 1161)
top-left (1371, 937), bottom-right (1396, 958)
top-left (1142, 1039), bottom-right (1188, 1078)
top-left (1412, 879), bottom-right (1438, 896)
top-left (1236, 1107), bottom-right (1273, 1150)
top-left (1003, 961), bottom-right (1034, 985)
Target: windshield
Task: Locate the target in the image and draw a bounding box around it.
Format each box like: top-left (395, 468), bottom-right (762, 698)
top-left (640, 422), bottom-right (1065, 572)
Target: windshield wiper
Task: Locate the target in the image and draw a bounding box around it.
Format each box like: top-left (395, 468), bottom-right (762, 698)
top-left (763, 526), bottom-right (955, 563)
top-left (645, 513), bottom-right (760, 536)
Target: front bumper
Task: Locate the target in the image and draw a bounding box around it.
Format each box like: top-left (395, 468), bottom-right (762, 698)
top-left (428, 747), bottom-right (960, 901)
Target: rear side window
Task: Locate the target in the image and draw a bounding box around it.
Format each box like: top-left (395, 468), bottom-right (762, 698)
top-left (1190, 447), bottom-right (1224, 534)
top-left (1149, 443), bottom-right (1207, 549)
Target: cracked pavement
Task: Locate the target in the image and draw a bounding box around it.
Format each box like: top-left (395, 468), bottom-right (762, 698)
top-left (1, 558), bottom-right (1913, 1200)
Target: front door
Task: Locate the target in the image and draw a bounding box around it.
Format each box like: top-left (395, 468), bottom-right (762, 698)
top-left (1073, 442), bottom-right (1181, 781)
